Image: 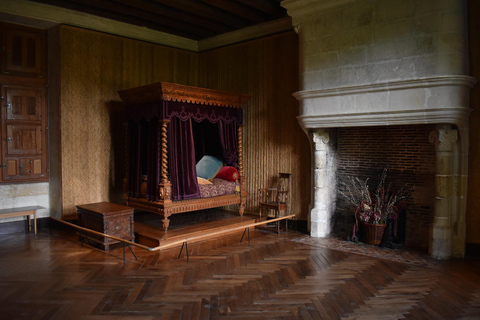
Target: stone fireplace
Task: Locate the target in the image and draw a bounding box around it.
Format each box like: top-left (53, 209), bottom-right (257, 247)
top-left (282, 0), bottom-right (476, 258)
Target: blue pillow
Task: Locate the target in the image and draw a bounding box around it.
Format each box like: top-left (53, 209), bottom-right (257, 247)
top-left (196, 155), bottom-right (223, 180)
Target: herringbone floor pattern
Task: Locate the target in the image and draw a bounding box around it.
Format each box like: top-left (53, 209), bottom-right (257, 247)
top-left (0, 228), bottom-right (479, 319)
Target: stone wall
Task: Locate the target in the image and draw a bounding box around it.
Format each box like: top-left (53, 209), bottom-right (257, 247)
top-left (291, 0), bottom-right (468, 91)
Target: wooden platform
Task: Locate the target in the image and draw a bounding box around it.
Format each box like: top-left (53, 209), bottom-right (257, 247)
top-left (134, 209), bottom-right (256, 247)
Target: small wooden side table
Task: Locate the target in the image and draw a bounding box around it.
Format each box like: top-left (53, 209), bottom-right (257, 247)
top-left (76, 202), bottom-right (134, 251)
top-left (0, 206), bottom-right (44, 234)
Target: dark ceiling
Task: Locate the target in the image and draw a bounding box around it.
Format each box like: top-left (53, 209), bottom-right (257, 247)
top-left (27, 0), bottom-right (289, 40)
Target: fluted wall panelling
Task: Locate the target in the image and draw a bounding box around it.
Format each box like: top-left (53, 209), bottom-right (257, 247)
top-left (467, 1), bottom-right (480, 245)
top-left (198, 31), bottom-right (311, 220)
top-left (53, 26), bottom-right (309, 221)
top-left (55, 26), bottom-right (198, 219)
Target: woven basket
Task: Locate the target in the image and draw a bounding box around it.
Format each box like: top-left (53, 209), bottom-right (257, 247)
top-left (363, 222), bottom-right (387, 245)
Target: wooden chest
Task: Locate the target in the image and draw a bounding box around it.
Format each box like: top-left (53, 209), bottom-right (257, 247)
top-left (76, 202), bottom-right (134, 251)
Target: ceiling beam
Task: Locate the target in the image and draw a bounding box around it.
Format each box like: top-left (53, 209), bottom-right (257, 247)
top-left (0, 0), bottom-right (293, 52)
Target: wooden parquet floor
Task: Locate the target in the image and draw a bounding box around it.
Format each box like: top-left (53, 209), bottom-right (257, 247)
top-left (0, 228), bottom-right (479, 319)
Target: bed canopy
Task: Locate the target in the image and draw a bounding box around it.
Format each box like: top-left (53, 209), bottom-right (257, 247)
top-left (118, 82), bottom-right (249, 231)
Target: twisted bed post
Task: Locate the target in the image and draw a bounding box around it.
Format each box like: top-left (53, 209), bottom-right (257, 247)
top-left (238, 124), bottom-right (246, 216)
top-left (159, 119), bottom-right (172, 230)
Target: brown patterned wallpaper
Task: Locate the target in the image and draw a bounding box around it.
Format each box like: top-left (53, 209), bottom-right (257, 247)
top-left (52, 26), bottom-right (311, 221)
top-left (53, 26), bottom-right (198, 219)
top-left (467, 1), bottom-right (480, 245)
top-left (198, 32), bottom-right (311, 219)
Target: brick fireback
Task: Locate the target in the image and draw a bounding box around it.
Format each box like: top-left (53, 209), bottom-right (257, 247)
top-left (334, 124), bottom-right (436, 249)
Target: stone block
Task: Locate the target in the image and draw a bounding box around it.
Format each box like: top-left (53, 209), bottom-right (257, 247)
top-left (366, 58), bottom-right (416, 82)
top-left (343, 3), bottom-right (374, 30)
top-left (311, 95), bottom-right (341, 115)
top-left (440, 12), bottom-right (464, 34)
top-left (354, 28), bottom-right (374, 47)
top-left (426, 85), bottom-right (469, 109)
top-left (323, 8), bottom-right (343, 34)
top-left (429, 224), bottom-right (452, 259)
top-left (354, 90), bottom-right (389, 113)
top-left (338, 94), bottom-right (356, 113)
top-left (321, 32), bottom-right (356, 53)
top-left (413, 13), bottom-right (442, 34)
top-left (414, 54), bottom-right (439, 77)
top-left (435, 175), bottom-right (453, 198)
top-left (302, 71), bottom-right (323, 91)
top-left (436, 33), bottom-right (466, 55)
top-left (388, 87), bottom-right (426, 111)
top-left (396, 36), bottom-right (435, 58)
top-left (415, 0), bottom-right (443, 15)
top-left (314, 151), bottom-right (327, 167)
top-left (353, 66), bottom-right (375, 85)
top-left (339, 47), bottom-right (366, 66)
top-left (314, 170), bottom-right (327, 188)
top-left (320, 68), bottom-right (342, 88)
top-left (435, 53), bottom-right (467, 75)
top-left (310, 216), bottom-right (330, 237)
top-left (317, 51), bottom-right (339, 70)
top-left (366, 41), bottom-right (397, 63)
top-left (303, 39), bottom-right (321, 57)
top-left (374, 20), bottom-right (413, 43)
top-left (435, 154), bottom-right (453, 174)
top-left (376, 0), bottom-right (415, 23)
top-left (304, 53), bottom-right (321, 72)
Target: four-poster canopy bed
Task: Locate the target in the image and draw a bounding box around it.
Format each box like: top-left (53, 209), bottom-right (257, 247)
top-left (118, 82), bottom-right (249, 231)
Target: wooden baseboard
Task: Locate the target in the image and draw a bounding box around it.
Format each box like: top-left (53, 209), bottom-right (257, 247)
top-left (290, 219), bottom-right (308, 234)
top-left (465, 243), bottom-right (480, 259)
top-left (0, 217), bottom-right (50, 235)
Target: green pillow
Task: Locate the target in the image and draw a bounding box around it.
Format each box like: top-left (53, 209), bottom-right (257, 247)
top-left (196, 155), bottom-right (223, 180)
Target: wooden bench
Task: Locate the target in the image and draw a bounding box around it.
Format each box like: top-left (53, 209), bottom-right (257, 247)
top-left (0, 206), bottom-right (45, 234)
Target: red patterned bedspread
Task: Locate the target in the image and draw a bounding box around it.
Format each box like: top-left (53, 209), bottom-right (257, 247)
top-left (199, 178), bottom-right (237, 198)
top-left (140, 178), bottom-right (237, 199)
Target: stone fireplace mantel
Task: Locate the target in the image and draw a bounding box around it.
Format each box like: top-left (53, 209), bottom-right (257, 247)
top-left (282, 0), bottom-right (475, 258)
top-left (295, 76), bottom-right (476, 130)
top-left (295, 75), bottom-right (476, 259)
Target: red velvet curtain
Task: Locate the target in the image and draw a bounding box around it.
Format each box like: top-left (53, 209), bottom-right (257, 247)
top-left (168, 116), bottom-right (200, 200)
top-left (127, 120), bottom-right (143, 198)
top-left (218, 120), bottom-right (238, 168)
top-left (146, 120), bottom-right (161, 201)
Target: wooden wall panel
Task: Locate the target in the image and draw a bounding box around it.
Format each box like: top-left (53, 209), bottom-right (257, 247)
top-left (467, 1), bottom-right (480, 245)
top-left (198, 31), bottom-right (311, 220)
top-left (56, 26), bottom-right (198, 218)
top-left (54, 26), bottom-right (309, 221)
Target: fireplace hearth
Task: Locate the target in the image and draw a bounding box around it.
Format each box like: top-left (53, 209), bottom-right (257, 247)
top-left (334, 124), bottom-right (435, 250)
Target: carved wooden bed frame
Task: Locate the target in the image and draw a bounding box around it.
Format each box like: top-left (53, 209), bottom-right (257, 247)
top-left (118, 82), bottom-right (249, 231)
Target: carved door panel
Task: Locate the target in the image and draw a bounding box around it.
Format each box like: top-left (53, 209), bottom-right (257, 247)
top-left (6, 124), bottom-right (42, 155)
top-left (2, 24), bottom-right (46, 77)
top-left (1, 157), bottom-right (45, 180)
top-left (4, 86), bottom-right (43, 121)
